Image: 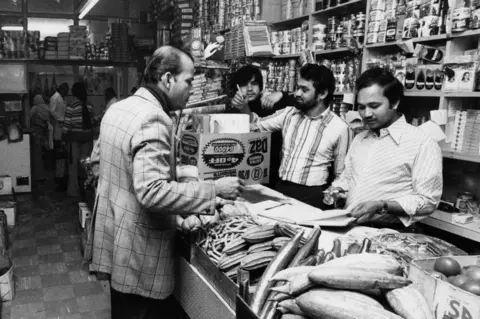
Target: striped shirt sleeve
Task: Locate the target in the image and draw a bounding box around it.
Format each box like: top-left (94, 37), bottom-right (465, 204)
top-left (252, 107), bottom-right (290, 132)
top-left (394, 138), bottom-right (443, 223)
top-left (333, 125), bottom-right (353, 177)
top-left (332, 133), bottom-right (361, 191)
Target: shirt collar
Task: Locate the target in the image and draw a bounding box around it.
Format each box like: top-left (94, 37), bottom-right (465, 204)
top-left (365, 115), bottom-right (407, 145)
top-left (295, 107), bottom-right (331, 121)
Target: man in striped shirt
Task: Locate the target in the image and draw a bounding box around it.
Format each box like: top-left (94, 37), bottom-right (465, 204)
top-left (246, 64), bottom-right (352, 209)
top-left (326, 68), bottom-right (443, 228)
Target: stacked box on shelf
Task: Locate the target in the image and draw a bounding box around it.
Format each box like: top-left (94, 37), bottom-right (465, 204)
top-left (225, 23), bottom-right (245, 60)
top-left (69, 25), bottom-right (87, 60)
top-left (26, 31), bottom-right (40, 59)
top-left (44, 36), bottom-right (58, 60)
top-left (57, 32), bottom-right (70, 60)
top-left (110, 23), bottom-right (129, 62)
top-left (188, 74), bottom-right (207, 104)
top-left (451, 110), bottom-right (480, 156)
top-left (171, 1), bottom-right (195, 49)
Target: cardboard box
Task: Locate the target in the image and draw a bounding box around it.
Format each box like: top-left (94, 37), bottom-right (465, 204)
top-left (78, 202), bottom-right (91, 228)
top-left (179, 131), bottom-right (271, 185)
top-left (409, 256), bottom-right (480, 319)
top-left (0, 176), bottom-right (12, 196)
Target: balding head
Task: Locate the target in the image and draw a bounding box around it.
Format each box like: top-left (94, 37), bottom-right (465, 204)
top-left (143, 46), bottom-right (194, 85)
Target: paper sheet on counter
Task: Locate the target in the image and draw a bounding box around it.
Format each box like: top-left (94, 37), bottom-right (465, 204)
top-left (430, 110), bottom-right (448, 125)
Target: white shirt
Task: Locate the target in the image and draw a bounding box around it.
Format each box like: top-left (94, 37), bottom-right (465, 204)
top-left (49, 91), bottom-right (66, 140)
top-left (332, 116), bottom-right (443, 226)
top-left (252, 107), bottom-right (352, 186)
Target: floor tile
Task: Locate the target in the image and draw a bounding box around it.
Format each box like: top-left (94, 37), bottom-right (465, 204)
top-left (11, 302), bottom-right (46, 319)
top-left (13, 255), bottom-right (39, 267)
top-left (68, 271), bottom-right (97, 284)
top-left (47, 314), bottom-right (82, 319)
top-left (12, 238), bottom-right (37, 249)
top-left (1, 303), bottom-right (11, 318)
top-left (35, 229), bottom-right (59, 239)
top-left (90, 309), bottom-right (111, 319)
top-left (43, 285), bottom-right (75, 302)
top-left (14, 275), bottom-right (43, 291)
top-left (59, 235), bottom-right (81, 244)
top-left (44, 298), bottom-right (79, 317)
top-left (66, 260), bottom-right (88, 272)
top-left (11, 288), bottom-right (44, 306)
top-left (63, 251), bottom-right (82, 262)
top-left (41, 273), bottom-right (72, 288)
top-left (35, 223), bottom-right (54, 232)
top-left (39, 252), bottom-right (65, 263)
top-left (39, 262), bottom-right (68, 275)
top-left (38, 244), bottom-right (63, 255)
top-left (76, 294), bottom-right (110, 313)
top-left (11, 246), bottom-right (38, 258)
top-left (37, 237), bottom-right (60, 246)
top-left (17, 225), bottom-right (35, 235)
top-left (73, 282), bottom-right (105, 297)
top-left (15, 265), bottom-right (41, 278)
top-left (62, 242), bottom-right (81, 253)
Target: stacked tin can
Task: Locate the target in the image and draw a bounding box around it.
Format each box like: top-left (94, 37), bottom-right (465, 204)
top-left (323, 12), bottom-right (365, 50)
top-left (266, 59), bottom-right (298, 93)
top-left (271, 21), bottom-right (308, 56)
top-left (319, 56), bottom-right (361, 93)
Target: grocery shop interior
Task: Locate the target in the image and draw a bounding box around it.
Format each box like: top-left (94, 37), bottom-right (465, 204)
top-left (1, 0), bottom-right (480, 318)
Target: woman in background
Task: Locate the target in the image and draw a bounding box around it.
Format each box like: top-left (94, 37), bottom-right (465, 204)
top-left (104, 87), bottom-right (118, 111)
top-left (63, 82), bottom-right (94, 197)
top-left (30, 94), bottom-right (53, 184)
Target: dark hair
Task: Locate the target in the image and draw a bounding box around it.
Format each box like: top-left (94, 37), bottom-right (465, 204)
top-left (131, 87), bottom-right (138, 94)
top-left (105, 87), bottom-right (117, 103)
top-left (231, 65), bottom-right (264, 93)
top-left (72, 82), bottom-right (92, 130)
top-left (58, 82), bottom-right (69, 94)
top-left (143, 46), bottom-right (194, 85)
top-left (355, 67), bottom-right (404, 107)
top-left (299, 64), bottom-right (335, 105)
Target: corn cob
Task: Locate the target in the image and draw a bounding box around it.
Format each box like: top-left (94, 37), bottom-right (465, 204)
top-left (248, 240), bottom-right (274, 254)
top-left (224, 237), bottom-right (248, 255)
top-left (280, 315), bottom-right (309, 319)
top-left (269, 266), bottom-right (316, 282)
top-left (385, 286), bottom-right (434, 319)
top-left (243, 225), bottom-right (276, 244)
top-left (217, 250), bottom-right (247, 271)
top-left (272, 237), bottom-right (291, 250)
top-left (321, 253), bottom-right (402, 275)
top-left (277, 299), bottom-right (306, 316)
top-left (241, 251), bottom-right (277, 271)
top-left (277, 224), bottom-right (306, 245)
top-left (308, 267), bottom-right (412, 290)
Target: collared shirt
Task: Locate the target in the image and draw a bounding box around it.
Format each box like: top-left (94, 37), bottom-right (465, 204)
top-left (252, 107), bottom-right (352, 186)
top-left (332, 116), bottom-right (443, 226)
top-left (49, 91), bottom-right (66, 140)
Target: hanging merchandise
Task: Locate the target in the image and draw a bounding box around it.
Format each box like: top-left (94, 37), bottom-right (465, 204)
top-left (34, 74), bottom-right (42, 96)
top-left (51, 73), bottom-right (57, 96)
top-left (7, 120), bottom-right (22, 143)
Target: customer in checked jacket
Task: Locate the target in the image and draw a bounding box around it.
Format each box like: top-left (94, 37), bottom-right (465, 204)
top-left (86, 46), bottom-right (245, 319)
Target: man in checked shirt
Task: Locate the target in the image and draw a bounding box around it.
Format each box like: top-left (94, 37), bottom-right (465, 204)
top-left (238, 64), bottom-right (352, 209)
top-left (325, 67), bottom-right (443, 229)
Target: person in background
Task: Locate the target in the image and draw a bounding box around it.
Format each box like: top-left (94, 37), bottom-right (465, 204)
top-left (243, 64), bottom-right (352, 209)
top-left (87, 46), bottom-right (244, 319)
top-left (30, 94), bottom-right (53, 184)
top-left (230, 65), bottom-right (296, 188)
top-left (63, 82), bottom-right (95, 197)
top-left (104, 87), bottom-right (118, 111)
top-left (325, 67), bottom-right (443, 229)
top-left (49, 82), bottom-right (69, 190)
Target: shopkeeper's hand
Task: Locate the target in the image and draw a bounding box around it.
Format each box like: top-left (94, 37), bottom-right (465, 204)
top-left (347, 201), bottom-right (383, 224)
top-left (214, 177), bottom-right (246, 200)
top-left (261, 91), bottom-right (283, 110)
top-left (232, 90), bottom-right (249, 111)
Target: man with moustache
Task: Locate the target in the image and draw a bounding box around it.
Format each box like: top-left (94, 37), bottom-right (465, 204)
top-left (239, 63), bottom-right (352, 208)
top-left (325, 67), bottom-right (443, 228)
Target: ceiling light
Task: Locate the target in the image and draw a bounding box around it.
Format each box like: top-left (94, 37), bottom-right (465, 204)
top-left (1, 25), bottom-right (24, 31)
top-left (78, 0), bottom-right (99, 19)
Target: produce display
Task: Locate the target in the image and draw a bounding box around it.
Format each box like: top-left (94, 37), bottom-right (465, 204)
top-left (429, 257), bottom-right (480, 296)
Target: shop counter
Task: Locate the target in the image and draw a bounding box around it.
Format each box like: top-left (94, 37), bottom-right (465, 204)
top-left (421, 210), bottom-right (480, 243)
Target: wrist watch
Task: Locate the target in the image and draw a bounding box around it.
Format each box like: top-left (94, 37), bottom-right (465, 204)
top-left (379, 200), bottom-right (389, 215)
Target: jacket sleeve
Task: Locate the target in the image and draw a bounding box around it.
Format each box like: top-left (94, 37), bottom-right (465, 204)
top-left (131, 111), bottom-right (217, 215)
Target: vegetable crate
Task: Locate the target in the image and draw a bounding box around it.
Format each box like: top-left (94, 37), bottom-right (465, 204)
top-left (236, 294), bottom-right (260, 319)
top-left (409, 256), bottom-right (480, 319)
top-left (190, 243), bottom-right (238, 311)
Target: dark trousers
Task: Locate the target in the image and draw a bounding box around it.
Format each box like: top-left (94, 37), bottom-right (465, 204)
top-left (275, 179), bottom-right (327, 209)
top-left (111, 288), bottom-right (182, 319)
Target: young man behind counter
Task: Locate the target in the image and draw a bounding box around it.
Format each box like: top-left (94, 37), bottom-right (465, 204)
top-left (236, 64), bottom-right (352, 209)
top-left (326, 67), bottom-right (443, 229)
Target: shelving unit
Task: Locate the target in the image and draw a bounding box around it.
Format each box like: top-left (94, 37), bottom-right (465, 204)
top-left (311, 0), bottom-right (366, 16)
top-left (404, 91), bottom-right (443, 97)
top-left (421, 210), bottom-right (480, 243)
top-left (442, 150), bottom-right (480, 163)
top-left (272, 53), bottom-right (301, 59)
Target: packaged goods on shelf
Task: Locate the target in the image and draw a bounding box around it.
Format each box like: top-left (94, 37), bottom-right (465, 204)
top-left (0, 31), bottom-right (27, 60)
top-left (443, 55), bottom-right (480, 92)
top-left (265, 59), bottom-right (298, 93)
top-left (319, 56), bottom-right (362, 94)
top-left (450, 109), bottom-right (480, 155)
top-left (271, 20), bottom-right (309, 56)
top-left (313, 12), bottom-right (365, 51)
top-left (110, 23), bottom-right (129, 62)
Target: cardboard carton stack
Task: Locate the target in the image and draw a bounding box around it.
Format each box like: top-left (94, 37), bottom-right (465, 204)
top-left (43, 37), bottom-right (58, 60)
top-left (451, 109), bottom-right (480, 156)
top-left (57, 32), bottom-right (70, 59)
top-left (110, 23), bottom-right (129, 62)
top-left (69, 25), bottom-right (87, 60)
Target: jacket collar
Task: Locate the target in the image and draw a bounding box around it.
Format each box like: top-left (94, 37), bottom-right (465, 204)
top-left (365, 115), bottom-right (407, 145)
top-left (135, 86), bottom-right (172, 114)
